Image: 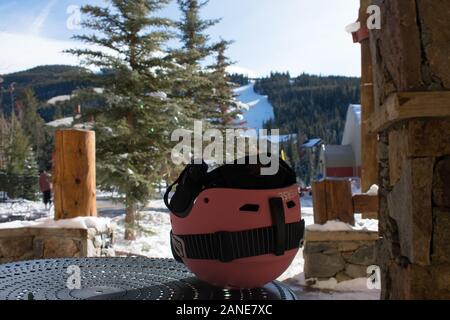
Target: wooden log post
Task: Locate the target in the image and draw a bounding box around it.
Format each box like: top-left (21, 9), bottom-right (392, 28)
top-left (53, 129), bottom-right (97, 220)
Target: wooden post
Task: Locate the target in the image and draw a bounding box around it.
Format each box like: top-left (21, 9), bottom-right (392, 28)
top-left (325, 179), bottom-right (355, 225)
top-left (312, 179), bottom-right (355, 226)
top-left (359, 0), bottom-right (378, 195)
top-left (312, 180), bottom-right (327, 225)
top-left (53, 129), bottom-right (97, 220)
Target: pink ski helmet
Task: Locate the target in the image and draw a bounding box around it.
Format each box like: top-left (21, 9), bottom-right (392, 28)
top-left (164, 155), bottom-right (305, 289)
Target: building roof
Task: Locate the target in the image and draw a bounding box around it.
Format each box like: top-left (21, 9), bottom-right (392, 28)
top-left (342, 104), bottom-right (362, 166)
top-left (301, 138), bottom-right (323, 148)
top-left (46, 117), bottom-right (74, 128)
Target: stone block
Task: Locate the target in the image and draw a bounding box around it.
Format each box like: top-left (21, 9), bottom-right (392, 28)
top-left (432, 208), bottom-right (450, 263)
top-left (335, 271), bottom-right (353, 283)
top-left (304, 252), bottom-right (345, 279)
top-left (345, 264), bottom-right (368, 279)
top-left (33, 239), bottom-right (44, 259)
top-left (0, 237), bottom-right (33, 258)
top-left (303, 242), bottom-right (337, 254)
top-left (388, 126), bottom-right (408, 186)
top-left (416, 0), bottom-right (450, 89)
top-left (433, 157), bottom-right (450, 208)
top-left (387, 158), bottom-right (434, 266)
top-left (388, 262), bottom-right (450, 299)
top-left (370, 0), bottom-right (424, 105)
top-left (337, 241), bottom-right (362, 253)
top-left (407, 119), bottom-right (450, 158)
top-left (345, 245), bottom-right (376, 266)
top-left (43, 237), bottom-right (81, 258)
top-left (389, 120), bottom-right (450, 186)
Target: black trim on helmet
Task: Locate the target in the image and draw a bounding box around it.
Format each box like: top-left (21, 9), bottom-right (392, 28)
top-left (164, 155), bottom-right (297, 218)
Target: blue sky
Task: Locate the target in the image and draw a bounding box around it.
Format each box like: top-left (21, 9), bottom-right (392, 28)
top-left (0, 0), bottom-right (361, 77)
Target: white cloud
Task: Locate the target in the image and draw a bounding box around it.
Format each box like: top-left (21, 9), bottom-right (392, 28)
top-left (29, 0), bottom-right (59, 36)
top-left (0, 32), bottom-right (82, 74)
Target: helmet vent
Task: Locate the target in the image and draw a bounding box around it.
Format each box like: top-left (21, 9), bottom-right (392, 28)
top-left (286, 201), bottom-right (296, 209)
top-left (239, 204), bottom-right (260, 212)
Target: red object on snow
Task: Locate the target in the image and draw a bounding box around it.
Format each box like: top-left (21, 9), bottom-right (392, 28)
top-left (170, 185), bottom-right (303, 289)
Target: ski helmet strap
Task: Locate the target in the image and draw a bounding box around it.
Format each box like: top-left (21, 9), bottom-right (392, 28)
top-left (171, 221), bottom-right (304, 263)
top-left (269, 197), bottom-right (287, 256)
top-left (163, 174), bottom-right (183, 213)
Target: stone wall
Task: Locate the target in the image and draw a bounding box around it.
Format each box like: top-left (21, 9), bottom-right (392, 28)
top-left (370, 0), bottom-right (450, 299)
top-left (0, 226), bottom-right (115, 264)
top-left (370, 0), bottom-right (450, 107)
top-left (304, 230), bottom-right (378, 282)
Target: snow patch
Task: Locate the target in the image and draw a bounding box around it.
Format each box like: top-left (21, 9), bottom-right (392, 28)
top-left (233, 83), bottom-right (275, 130)
top-left (366, 184), bottom-right (379, 196)
top-left (0, 216), bottom-right (112, 232)
top-left (311, 277), bottom-right (371, 292)
top-left (307, 218), bottom-right (378, 232)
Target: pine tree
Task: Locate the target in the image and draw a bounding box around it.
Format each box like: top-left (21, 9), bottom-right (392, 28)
top-left (19, 88), bottom-right (47, 170)
top-left (0, 111), bottom-right (10, 171)
top-left (67, 0), bottom-right (182, 240)
top-left (207, 40), bottom-right (244, 130)
top-left (176, 0), bottom-right (219, 66)
top-left (5, 113), bottom-right (34, 199)
top-left (6, 113), bottom-right (31, 176)
top-left (22, 147), bottom-right (39, 201)
top-left (171, 0), bottom-right (220, 121)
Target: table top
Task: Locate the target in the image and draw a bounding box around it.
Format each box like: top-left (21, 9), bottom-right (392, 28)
top-left (0, 257), bottom-right (296, 300)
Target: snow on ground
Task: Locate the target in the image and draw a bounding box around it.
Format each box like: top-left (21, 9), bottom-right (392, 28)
top-left (0, 200), bottom-right (53, 223)
top-left (112, 199), bottom-right (172, 258)
top-left (234, 82), bottom-right (275, 130)
top-left (284, 273), bottom-right (380, 300)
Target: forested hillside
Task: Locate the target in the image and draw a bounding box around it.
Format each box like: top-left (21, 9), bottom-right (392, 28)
top-left (0, 65), bottom-right (102, 120)
top-left (255, 72), bottom-right (360, 144)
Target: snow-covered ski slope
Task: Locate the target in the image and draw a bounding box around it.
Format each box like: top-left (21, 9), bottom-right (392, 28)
top-left (234, 82), bottom-right (274, 130)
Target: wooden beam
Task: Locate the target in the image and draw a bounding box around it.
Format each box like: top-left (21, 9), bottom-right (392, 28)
top-left (54, 129), bottom-right (97, 220)
top-left (369, 91), bottom-right (450, 133)
top-left (353, 194), bottom-right (379, 213)
top-left (359, 0), bottom-right (378, 193)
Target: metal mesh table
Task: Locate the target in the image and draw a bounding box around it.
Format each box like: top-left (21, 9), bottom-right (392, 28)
top-left (0, 257), bottom-right (296, 300)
